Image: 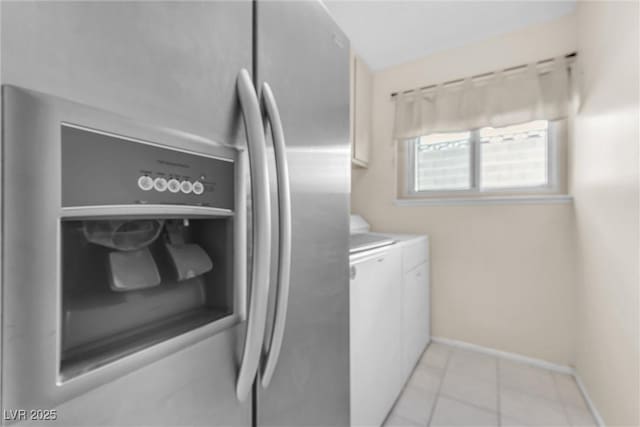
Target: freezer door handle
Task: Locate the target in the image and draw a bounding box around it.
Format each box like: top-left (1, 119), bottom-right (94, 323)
top-left (260, 82), bottom-right (292, 389)
top-left (235, 69), bottom-right (272, 401)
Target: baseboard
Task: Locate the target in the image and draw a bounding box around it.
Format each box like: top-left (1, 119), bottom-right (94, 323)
top-left (431, 336), bottom-right (573, 374)
top-left (574, 372), bottom-right (606, 427)
top-left (431, 337), bottom-right (605, 426)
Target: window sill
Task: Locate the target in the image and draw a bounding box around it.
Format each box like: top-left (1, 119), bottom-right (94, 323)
top-left (394, 194), bottom-right (573, 207)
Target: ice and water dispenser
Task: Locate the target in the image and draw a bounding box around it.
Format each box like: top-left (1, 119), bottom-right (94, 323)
top-left (59, 124), bottom-right (241, 380)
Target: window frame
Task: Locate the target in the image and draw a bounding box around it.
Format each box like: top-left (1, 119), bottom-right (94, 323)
top-left (406, 121), bottom-right (559, 198)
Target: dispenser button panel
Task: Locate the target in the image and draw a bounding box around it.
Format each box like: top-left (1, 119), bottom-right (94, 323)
top-left (141, 177), bottom-right (201, 196)
top-left (62, 124), bottom-right (234, 209)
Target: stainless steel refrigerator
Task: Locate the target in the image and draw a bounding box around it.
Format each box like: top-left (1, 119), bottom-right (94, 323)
top-left (0, 1), bottom-right (350, 425)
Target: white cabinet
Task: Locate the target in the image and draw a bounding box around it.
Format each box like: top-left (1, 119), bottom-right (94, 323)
top-left (402, 237), bottom-right (429, 273)
top-left (401, 236), bottom-right (430, 377)
top-left (349, 235), bottom-right (429, 427)
top-left (350, 248), bottom-right (403, 427)
top-left (350, 53), bottom-right (372, 168)
top-left (403, 262), bottom-right (430, 378)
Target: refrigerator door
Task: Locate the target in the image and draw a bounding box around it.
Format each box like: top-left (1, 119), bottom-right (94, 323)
top-left (1, 2), bottom-right (254, 425)
top-left (255, 1), bottom-right (351, 425)
top-left (1, 1), bottom-right (250, 143)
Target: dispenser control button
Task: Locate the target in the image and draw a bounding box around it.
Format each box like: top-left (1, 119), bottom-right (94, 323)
top-left (138, 175), bottom-right (154, 191)
top-left (180, 180), bottom-right (193, 194)
top-left (167, 179), bottom-right (180, 193)
top-left (153, 177), bottom-right (168, 192)
top-left (192, 181), bottom-right (204, 195)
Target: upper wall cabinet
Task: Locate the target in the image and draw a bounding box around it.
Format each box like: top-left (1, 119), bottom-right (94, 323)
top-left (351, 53), bottom-right (372, 168)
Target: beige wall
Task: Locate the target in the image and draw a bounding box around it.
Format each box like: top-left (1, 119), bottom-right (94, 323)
top-left (352, 14), bottom-right (579, 365)
top-left (573, 2), bottom-right (639, 425)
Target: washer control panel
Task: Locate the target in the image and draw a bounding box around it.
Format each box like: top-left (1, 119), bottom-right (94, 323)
top-left (61, 124), bottom-right (234, 209)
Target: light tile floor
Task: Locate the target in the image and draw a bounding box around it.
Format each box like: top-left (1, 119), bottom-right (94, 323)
top-left (384, 343), bottom-right (598, 427)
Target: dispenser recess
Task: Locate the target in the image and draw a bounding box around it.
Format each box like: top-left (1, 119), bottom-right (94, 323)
top-left (58, 124), bottom-right (238, 381)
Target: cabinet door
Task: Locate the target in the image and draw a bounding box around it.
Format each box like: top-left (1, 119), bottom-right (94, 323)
top-left (352, 55), bottom-right (372, 167)
top-left (350, 248), bottom-right (402, 427)
top-left (403, 262), bottom-right (430, 376)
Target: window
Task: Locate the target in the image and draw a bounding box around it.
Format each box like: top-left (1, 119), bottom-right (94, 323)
top-left (408, 120), bottom-right (555, 195)
top-left (413, 131), bottom-right (472, 191)
top-left (479, 121), bottom-right (549, 190)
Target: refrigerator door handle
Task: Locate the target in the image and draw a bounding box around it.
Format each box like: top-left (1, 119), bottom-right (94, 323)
top-left (260, 82), bottom-right (292, 388)
top-left (235, 69), bottom-right (272, 402)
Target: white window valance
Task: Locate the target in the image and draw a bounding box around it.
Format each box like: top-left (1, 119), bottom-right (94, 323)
top-left (393, 56), bottom-right (571, 139)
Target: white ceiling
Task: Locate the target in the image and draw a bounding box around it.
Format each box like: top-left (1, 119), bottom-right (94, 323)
top-left (323, 1), bottom-right (576, 70)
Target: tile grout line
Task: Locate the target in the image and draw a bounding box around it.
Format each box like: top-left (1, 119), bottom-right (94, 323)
top-left (383, 345), bottom-right (431, 426)
top-left (436, 336), bottom-right (595, 422)
top-left (553, 373), bottom-right (574, 426)
top-left (401, 342), bottom-right (598, 427)
top-left (425, 346), bottom-right (453, 427)
top-left (499, 380), bottom-right (578, 409)
top-left (436, 393), bottom-right (500, 416)
top-left (384, 343), bottom-right (440, 427)
top-left (432, 347), bottom-right (501, 420)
